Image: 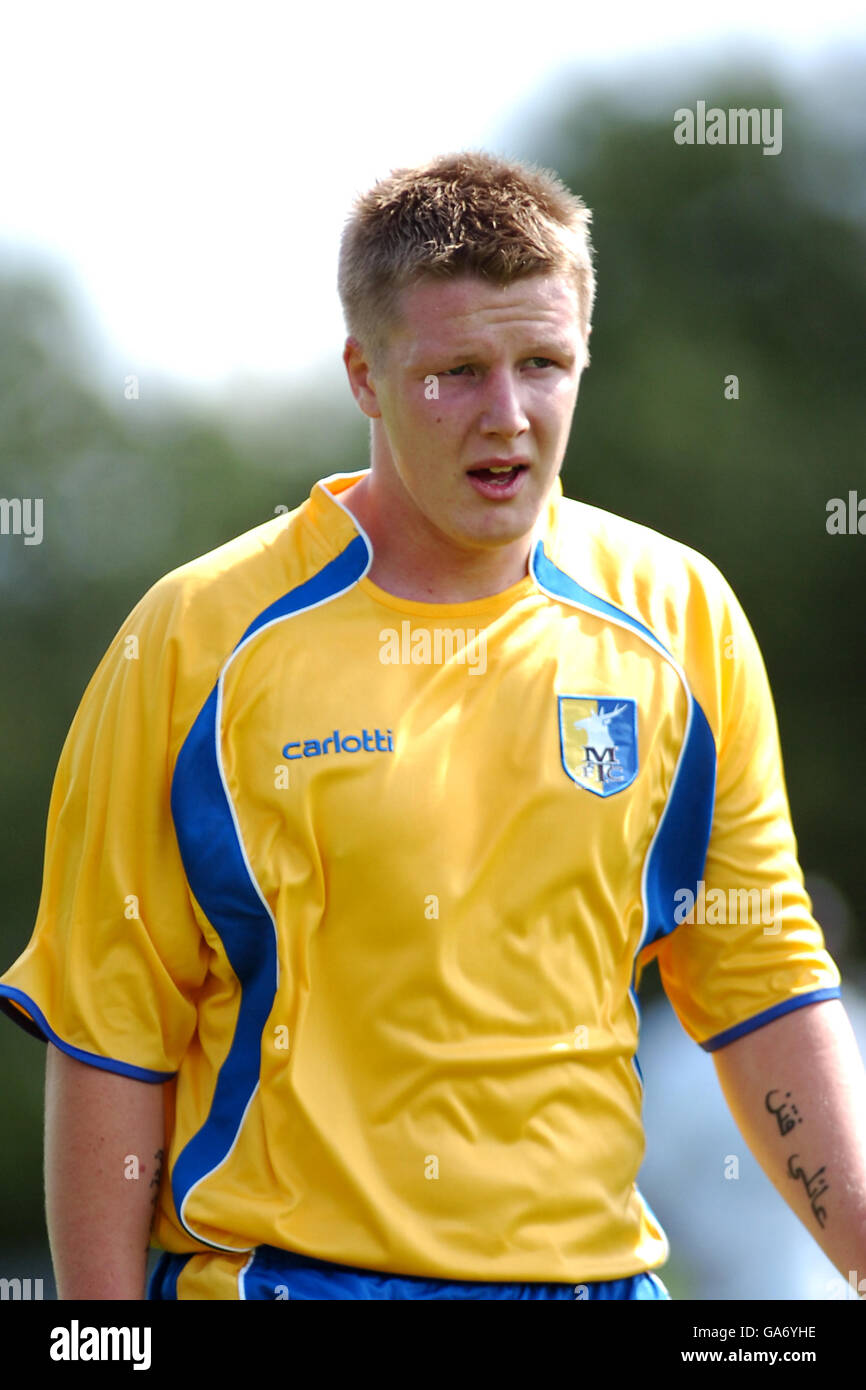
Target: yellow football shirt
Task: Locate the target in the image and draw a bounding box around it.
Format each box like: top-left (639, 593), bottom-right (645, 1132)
top-left (0, 469), bottom-right (840, 1286)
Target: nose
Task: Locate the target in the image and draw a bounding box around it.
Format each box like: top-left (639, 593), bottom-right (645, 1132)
top-left (478, 366), bottom-right (530, 439)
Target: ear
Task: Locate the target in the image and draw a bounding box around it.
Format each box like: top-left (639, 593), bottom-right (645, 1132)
top-left (343, 336), bottom-right (383, 420)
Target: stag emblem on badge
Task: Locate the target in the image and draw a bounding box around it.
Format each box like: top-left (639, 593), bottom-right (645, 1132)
top-left (558, 696), bottom-right (638, 797)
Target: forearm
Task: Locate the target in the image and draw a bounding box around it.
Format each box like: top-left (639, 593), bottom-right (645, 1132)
top-left (712, 998), bottom-right (866, 1292)
top-left (45, 1045), bottom-right (166, 1300)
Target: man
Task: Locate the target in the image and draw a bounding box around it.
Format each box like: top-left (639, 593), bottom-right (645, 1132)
top-left (2, 150), bottom-right (864, 1301)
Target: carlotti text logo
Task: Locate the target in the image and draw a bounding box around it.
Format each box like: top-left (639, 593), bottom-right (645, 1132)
top-left (281, 728), bottom-right (393, 760)
top-left (558, 696), bottom-right (638, 797)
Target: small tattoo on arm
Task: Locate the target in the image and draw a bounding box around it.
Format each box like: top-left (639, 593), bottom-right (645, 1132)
top-left (142, 1148), bottom-right (165, 1254)
top-left (787, 1153), bottom-right (829, 1227)
top-left (765, 1088), bottom-right (804, 1136)
top-left (149, 1149), bottom-right (164, 1208)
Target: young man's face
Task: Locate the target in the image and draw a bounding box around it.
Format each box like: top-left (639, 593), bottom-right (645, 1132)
top-left (345, 271), bottom-right (587, 556)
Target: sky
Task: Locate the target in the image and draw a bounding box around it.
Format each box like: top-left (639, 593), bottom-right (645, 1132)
top-left (0, 1), bottom-right (864, 409)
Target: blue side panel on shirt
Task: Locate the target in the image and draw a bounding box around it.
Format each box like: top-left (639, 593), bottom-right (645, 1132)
top-left (531, 541), bottom-right (716, 947)
top-left (643, 697), bottom-right (716, 946)
top-left (169, 536), bottom-right (369, 1233)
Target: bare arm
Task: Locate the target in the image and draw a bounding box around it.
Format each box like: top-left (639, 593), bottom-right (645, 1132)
top-left (44, 1045), bottom-right (166, 1300)
top-left (712, 998), bottom-right (866, 1293)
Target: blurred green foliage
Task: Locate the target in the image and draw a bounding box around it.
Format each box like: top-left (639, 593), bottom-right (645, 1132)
top-left (0, 71), bottom-right (864, 1262)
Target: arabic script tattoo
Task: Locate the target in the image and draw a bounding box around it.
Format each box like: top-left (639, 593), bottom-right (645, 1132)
top-left (787, 1153), bottom-right (829, 1227)
top-left (765, 1089), bottom-right (804, 1136)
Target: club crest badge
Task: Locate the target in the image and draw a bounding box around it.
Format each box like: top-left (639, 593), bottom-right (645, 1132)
top-left (558, 695), bottom-right (639, 797)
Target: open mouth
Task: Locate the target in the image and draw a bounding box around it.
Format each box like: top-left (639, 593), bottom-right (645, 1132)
top-left (466, 462), bottom-right (530, 499)
top-left (467, 464), bottom-right (528, 486)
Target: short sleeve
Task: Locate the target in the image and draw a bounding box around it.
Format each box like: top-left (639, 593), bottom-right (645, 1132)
top-left (0, 579), bottom-right (210, 1080)
top-left (637, 574), bottom-right (841, 1049)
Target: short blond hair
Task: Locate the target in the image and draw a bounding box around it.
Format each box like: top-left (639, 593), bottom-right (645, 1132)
top-left (337, 149), bottom-right (596, 370)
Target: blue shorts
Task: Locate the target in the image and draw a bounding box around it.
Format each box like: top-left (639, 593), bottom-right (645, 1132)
top-left (148, 1245), bottom-right (671, 1300)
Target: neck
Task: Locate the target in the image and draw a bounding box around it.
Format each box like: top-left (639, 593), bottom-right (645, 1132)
top-left (341, 474), bottom-right (533, 604)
